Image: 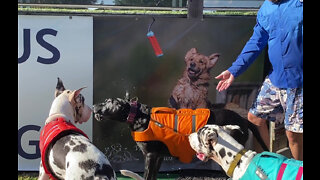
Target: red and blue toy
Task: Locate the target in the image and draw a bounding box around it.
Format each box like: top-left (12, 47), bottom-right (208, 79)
top-left (147, 18), bottom-right (163, 57)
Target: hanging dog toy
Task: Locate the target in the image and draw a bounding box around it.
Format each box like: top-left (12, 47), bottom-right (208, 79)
top-left (147, 17), bottom-right (163, 57)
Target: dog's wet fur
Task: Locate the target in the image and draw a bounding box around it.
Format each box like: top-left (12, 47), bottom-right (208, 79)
top-left (170, 48), bottom-right (220, 109)
top-left (93, 94), bottom-right (268, 180)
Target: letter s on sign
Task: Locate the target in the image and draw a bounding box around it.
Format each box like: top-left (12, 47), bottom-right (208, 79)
top-left (18, 125), bottom-right (41, 159)
top-left (36, 28), bottom-right (60, 64)
top-left (18, 28), bottom-right (60, 64)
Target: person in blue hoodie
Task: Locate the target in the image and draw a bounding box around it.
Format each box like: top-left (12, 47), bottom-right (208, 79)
top-left (215, 0), bottom-right (303, 160)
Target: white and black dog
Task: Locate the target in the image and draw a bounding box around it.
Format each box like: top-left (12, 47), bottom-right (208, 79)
top-left (189, 125), bottom-right (303, 180)
top-left (93, 94), bottom-right (268, 180)
top-left (38, 78), bottom-right (143, 180)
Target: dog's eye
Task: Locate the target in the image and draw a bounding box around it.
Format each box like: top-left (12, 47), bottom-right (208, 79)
top-left (199, 60), bottom-right (204, 64)
top-left (190, 58), bottom-right (194, 61)
top-left (67, 90), bottom-right (71, 93)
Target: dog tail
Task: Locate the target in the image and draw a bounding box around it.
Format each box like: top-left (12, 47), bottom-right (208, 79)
top-left (247, 121), bottom-right (269, 151)
top-left (120, 170), bottom-right (144, 180)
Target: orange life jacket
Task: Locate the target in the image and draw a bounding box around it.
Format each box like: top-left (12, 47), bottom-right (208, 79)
top-left (131, 107), bottom-right (210, 163)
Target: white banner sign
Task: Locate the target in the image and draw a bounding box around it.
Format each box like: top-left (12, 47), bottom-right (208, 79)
top-left (18, 15), bottom-right (93, 171)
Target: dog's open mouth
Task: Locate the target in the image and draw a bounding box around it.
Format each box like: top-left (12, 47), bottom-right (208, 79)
top-left (93, 104), bottom-right (106, 121)
top-left (94, 113), bottom-right (104, 121)
top-left (196, 152), bottom-right (209, 162)
top-left (188, 67), bottom-right (200, 77)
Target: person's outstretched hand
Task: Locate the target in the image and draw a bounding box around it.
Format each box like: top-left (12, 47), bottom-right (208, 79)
top-left (215, 70), bottom-right (235, 92)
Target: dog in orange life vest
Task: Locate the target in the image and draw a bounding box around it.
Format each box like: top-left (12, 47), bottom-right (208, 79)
top-left (38, 78), bottom-right (143, 180)
top-left (93, 93), bottom-right (268, 180)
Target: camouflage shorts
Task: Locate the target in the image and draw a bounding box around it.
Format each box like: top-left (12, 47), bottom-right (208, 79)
top-left (249, 77), bottom-right (303, 133)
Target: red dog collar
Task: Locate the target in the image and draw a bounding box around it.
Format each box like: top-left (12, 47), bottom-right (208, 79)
top-left (127, 101), bottom-right (138, 124)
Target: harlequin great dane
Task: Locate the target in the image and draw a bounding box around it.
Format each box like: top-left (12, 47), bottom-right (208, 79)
top-left (188, 125), bottom-right (303, 180)
top-left (93, 94), bottom-right (268, 180)
top-left (38, 78), bottom-right (143, 180)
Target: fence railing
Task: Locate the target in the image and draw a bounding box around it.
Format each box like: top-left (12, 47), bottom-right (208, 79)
top-left (18, 2), bottom-right (259, 17)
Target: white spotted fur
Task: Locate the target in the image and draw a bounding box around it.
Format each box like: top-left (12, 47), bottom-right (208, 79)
top-left (188, 125), bottom-right (257, 180)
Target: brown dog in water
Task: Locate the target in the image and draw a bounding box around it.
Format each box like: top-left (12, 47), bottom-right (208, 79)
top-left (169, 48), bottom-right (220, 109)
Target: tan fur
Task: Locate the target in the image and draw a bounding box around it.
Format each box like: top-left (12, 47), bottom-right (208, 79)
top-left (170, 48), bottom-right (220, 109)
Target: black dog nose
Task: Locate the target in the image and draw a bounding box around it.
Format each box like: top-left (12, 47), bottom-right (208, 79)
top-left (190, 62), bottom-right (196, 67)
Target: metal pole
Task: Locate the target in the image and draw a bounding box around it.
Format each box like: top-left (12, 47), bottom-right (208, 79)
top-left (187, 0), bottom-right (203, 19)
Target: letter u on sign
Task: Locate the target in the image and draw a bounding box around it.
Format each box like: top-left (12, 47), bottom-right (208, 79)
top-left (18, 28), bottom-right (60, 64)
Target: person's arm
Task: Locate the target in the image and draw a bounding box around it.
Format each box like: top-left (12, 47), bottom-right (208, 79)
top-left (215, 20), bottom-right (269, 92)
top-left (227, 21), bottom-right (269, 78)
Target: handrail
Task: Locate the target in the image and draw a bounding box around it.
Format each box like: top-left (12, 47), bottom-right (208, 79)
top-left (18, 3), bottom-right (259, 11)
top-left (18, 3), bottom-right (187, 11)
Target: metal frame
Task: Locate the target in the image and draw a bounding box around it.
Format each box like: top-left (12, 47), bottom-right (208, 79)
top-left (18, 3), bottom-right (259, 12)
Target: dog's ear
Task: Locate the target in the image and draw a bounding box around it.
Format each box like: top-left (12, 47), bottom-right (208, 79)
top-left (222, 125), bottom-right (244, 136)
top-left (185, 48), bottom-right (198, 61)
top-left (69, 87), bottom-right (86, 105)
top-left (208, 53), bottom-right (220, 68)
top-left (204, 128), bottom-right (218, 147)
top-left (221, 125), bottom-right (241, 133)
top-left (199, 126), bottom-right (218, 148)
top-left (125, 91), bottom-right (130, 102)
top-left (222, 125), bottom-right (245, 143)
top-left (55, 77), bottom-right (66, 97)
top-left (130, 96), bottom-right (139, 103)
